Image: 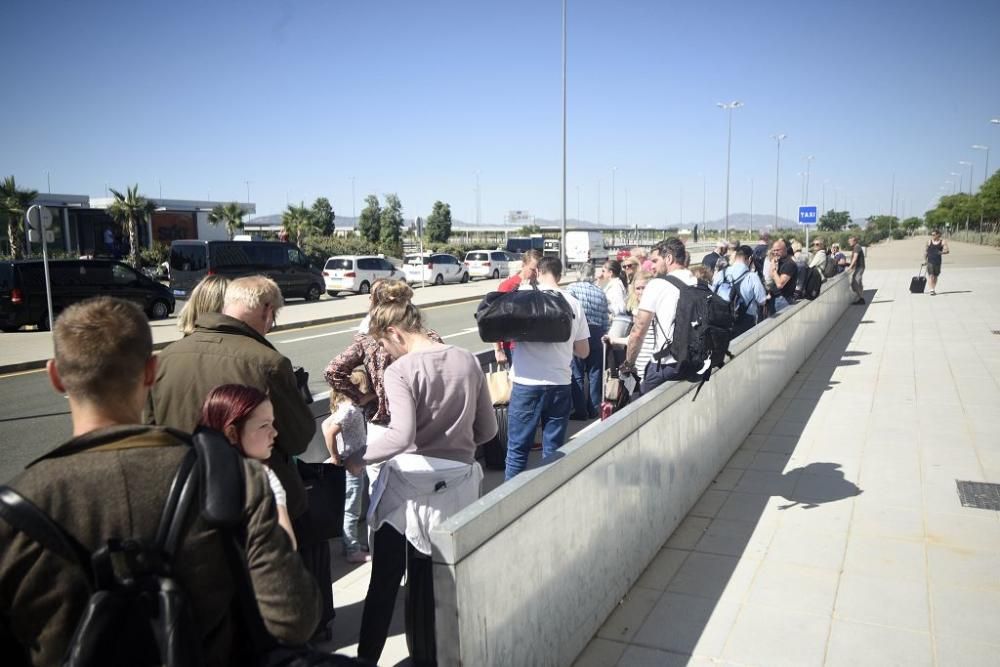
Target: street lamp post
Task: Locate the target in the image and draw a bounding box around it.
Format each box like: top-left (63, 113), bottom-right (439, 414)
top-left (716, 100), bottom-right (743, 241)
top-left (803, 155), bottom-right (814, 203)
top-left (475, 170), bottom-right (481, 225)
top-left (959, 161), bottom-right (974, 195)
top-left (749, 178), bottom-right (754, 237)
top-left (950, 172), bottom-right (962, 194)
top-left (350, 176), bottom-right (356, 220)
top-left (560, 0), bottom-right (567, 267)
top-left (244, 180), bottom-right (251, 227)
top-left (972, 145), bottom-right (990, 182)
top-left (771, 134), bottom-right (787, 229)
top-left (611, 167), bottom-right (616, 227)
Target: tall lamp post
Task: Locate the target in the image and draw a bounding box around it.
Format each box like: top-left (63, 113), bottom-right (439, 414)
top-left (771, 134), bottom-right (787, 229)
top-left (749, 177), bottom-right (754, 237)
top-left (950, 172), bottom-right (962, 194)
top-left (243, 180), bottom-right (252, 227)
top-left (716, 100), bottom-right (743, 241)
top-left (560, 0), bottom-right (567, 266)
top-left (803, 155), bottom-right (814, 203)
top-left (959, 161), bottom-right (974, 195)
top-left (611, 167), bottom-right (617, 227)
top-left (971, 145), bottom-right (990, 182)
top-left (350, 176), bottom-right (356, 220)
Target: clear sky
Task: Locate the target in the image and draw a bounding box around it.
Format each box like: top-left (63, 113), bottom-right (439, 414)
top-left (3, 0), bottom-right (999, 228)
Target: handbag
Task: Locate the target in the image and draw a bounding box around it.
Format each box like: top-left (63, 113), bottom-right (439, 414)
top-left (293, 367), bottom-right (313, 405)
top-left (475, 285), bottom-right (575, 342)
top-left (485, 363), bottom-right (512, 405)
top-left (293, 460), bottom-right (345, 545)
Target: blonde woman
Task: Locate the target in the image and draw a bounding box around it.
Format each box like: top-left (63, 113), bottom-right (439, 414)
top-left (604, 271), bottom-right (654, 378)
top-left (176, 274), bottom-right (229, 335)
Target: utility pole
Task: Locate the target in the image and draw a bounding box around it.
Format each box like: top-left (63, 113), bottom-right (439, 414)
top-left (611, 167), bottom-right (617, 227)
top-left (771, 134), bottom-right (786, 229)
top-left (350, 176), bottom-right (356, 220)
top-left (749, 178), bottom-right (754, 237)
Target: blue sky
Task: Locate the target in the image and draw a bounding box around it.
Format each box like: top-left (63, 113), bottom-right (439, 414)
top-left (3, 0), bottom-right (999, 227)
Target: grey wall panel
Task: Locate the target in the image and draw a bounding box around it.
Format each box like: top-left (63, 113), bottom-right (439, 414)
top-left (432, 273), bottom-right (854, 666)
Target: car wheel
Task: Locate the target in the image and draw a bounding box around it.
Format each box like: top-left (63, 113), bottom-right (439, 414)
top-left (148, 299), bottom-right (171, 320)
top-left (461, 272), bottom-right (469, 283)
top-left (434, 274), bottom-right (444, 286)
top-left (305, 283), bottom-right (322, 301)
top-left (492, 269), bottom-right (500, 280)
top-left (326, 290), bottom-right (339, 297)
top-left (359, 281), bottom-right (371, 295)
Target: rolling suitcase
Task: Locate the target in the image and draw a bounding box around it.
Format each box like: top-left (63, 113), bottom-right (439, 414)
top-left (909, 265), bottom-right (927, 294)
top-left (483, 404), bottom-right (508, 469)
top-left (600, 342), bottom-right (621, 421)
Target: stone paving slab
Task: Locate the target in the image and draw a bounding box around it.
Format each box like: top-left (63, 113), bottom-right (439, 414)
top-left (574, 238), bottom-right (1000, 666)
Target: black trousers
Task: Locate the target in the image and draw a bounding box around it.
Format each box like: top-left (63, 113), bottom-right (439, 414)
top-left (357, 525), bottom-right (436, 666)
top-left (294, 521), bottom-right (335, 632)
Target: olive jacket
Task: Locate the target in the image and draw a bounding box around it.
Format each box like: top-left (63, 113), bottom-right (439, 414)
top-left (147, 312), bottom-right (316, 518)
top-left (0, 425), bottom-right (321, 667)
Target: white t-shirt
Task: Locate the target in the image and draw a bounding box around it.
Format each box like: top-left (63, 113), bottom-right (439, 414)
top-left (637, 269), bottom-right (697, 366)
top-left (265, 466), bottom-right (287, 507)
top-left (511, 286), bottom-right (590, 386)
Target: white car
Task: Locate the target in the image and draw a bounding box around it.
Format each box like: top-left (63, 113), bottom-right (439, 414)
top-left (464, 250), bottom-right (514, 280)
top-left (403, 253), bottom-right (470, 285)
top-left (323, 255), bottom-right (404, 295)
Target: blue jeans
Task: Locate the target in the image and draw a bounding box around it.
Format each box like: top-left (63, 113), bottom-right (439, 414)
top-left (505, 383), bottom-right (572, 480)
top-left (571, 324), bottom-right (605, 419)
top-left (343, 468), bottom-right (366, 554)
top-left (772, 295), bottom-right (792, 313)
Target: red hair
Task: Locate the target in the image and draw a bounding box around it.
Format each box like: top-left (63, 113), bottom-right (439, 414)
top-left (199, 384), bottom-right (269, 455)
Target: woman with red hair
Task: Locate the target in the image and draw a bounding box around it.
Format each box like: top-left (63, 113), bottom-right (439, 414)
top-left (200, 384), bottom-right (297, 549)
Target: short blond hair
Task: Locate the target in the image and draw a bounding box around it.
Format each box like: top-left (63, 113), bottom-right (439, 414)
top-left (54, 297), bottom-right (152, 403)
top-left (177, 274), bottom-right (229, 334)
top-left (224, 275), bottom-right (284, 313)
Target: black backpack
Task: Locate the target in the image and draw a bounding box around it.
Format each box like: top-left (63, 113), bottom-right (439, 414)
top-left (803, 266), bottom-right (824, 300)
top-left (713, 269), bottom-right (750, 322)
top-left (652, 275), bottom-right (735, 382)
top-left (0, 441), bottom-right (206, 667)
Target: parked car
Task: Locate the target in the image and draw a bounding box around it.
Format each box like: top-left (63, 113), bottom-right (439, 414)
top-left (464, 250), bottom-right (514, 280)
top-left (169, 240), bottom-right (324, 301)
top-left (323, 255), bottom-right (405, 295)
top-left (0, 259), bottom-right (175, 331)
top-left (403, 253), bottom-right (469, 285)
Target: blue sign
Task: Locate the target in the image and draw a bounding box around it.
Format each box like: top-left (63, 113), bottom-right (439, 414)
top-left (798, 206), bottom-right (818, 225)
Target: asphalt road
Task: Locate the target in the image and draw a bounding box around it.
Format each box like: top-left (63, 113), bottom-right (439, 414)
top-left (0, 298), bottom-right (490, 483)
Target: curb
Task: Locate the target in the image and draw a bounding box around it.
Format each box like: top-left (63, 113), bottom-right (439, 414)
top-left (0, 292), bottom-right (488, 376)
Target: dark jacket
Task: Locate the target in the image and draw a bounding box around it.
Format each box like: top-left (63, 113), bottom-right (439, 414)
top-left (147, 312), bottom-right (316, 518)
top-left (0, 425), bottom-right (321, 667)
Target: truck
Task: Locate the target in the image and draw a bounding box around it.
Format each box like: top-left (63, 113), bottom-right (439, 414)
top-left (564, 230), bottom-right (608, 266)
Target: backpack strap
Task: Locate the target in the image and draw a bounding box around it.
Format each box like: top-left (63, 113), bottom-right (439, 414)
top-left (662, 274), bottom-right (687, 291)
top-left (155, 448), bottom-right (199, 559)
top-left (0, 486), bottom-right (93, 577)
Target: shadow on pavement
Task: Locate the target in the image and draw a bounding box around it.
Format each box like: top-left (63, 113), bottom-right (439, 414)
top-left (627, 286), bottom-right (873, 660)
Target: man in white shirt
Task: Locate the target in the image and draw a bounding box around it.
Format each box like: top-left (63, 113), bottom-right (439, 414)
top-left (505, 257), bottom-right (591, 480)
top-left (620, 238), bottom-right (697, 395)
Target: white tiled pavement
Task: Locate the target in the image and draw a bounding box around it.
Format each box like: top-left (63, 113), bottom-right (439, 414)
top-left (575, 238), bottom-right (1000, 667)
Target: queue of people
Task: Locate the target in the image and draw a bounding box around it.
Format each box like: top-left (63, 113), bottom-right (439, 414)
top-left (0, 231), bottom-right (864, 665)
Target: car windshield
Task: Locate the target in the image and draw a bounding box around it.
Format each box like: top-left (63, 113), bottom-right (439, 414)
top-left (324, 259), bottom-right (353, 270)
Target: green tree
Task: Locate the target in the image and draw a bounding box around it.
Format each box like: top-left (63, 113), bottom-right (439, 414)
top-left (357, 194), bottom-right (381, 244)
top-left (901, 217), bottom-right (922, 235)
top-left (310, 197), bottom-right (335, 235)
top-left (379, 193), bottom-right (404, 257)
top-left (977, 170), bottom-right (1000, 225)
top-left (281, 202), bottom-right (319, 245)
top-left (0, 176), bottom-right (39, 259)
top-left (517, 224), bottom-right (541, 235)
top-left (866, 215), bottom-right (898, 234)
top-left (425, 200), bottom-right (453, 243)
top-left (107, 185), bottom-right (155, 269)
top-left (818, 209), bottom-right (851, 232)
top-left (207, 202), bottom-right (246, 239)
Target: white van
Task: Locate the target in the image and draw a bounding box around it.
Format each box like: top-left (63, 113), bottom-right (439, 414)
top-left (565, 231), bottom-right (608, 266)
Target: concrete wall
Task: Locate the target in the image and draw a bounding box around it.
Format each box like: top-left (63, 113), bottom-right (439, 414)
top-left (430, 272), bottom-right (854, 666)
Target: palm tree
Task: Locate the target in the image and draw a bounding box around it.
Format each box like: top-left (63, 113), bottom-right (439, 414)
top-left (1, 176), bottom-right (39, 259)
top-left (208, 202), bottom-right (246, 239)
top-left (281, 202), bottom-right (317, 245)
top-left (107, 185), bottom-right (155, 269)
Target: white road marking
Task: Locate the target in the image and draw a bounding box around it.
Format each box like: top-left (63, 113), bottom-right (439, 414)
top-left (279, 327), bottom-right (359, 343)
top-left (441, 327), bottom-right (480, 340)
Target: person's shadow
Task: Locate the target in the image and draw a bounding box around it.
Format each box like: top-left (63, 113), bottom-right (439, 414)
top-left (777, 462), bottom-right (862, 510)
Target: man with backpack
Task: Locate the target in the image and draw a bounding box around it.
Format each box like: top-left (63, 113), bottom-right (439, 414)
top-left (0, 297), bottom-right (321, 666)
top-left (712, 245), bottom-right (767, 337)
top-left (620, 238), bottom-right (698, 394)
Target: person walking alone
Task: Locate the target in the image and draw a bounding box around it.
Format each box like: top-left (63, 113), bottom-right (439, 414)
top-left (924, 229), bottom-right (949, 295)
top-left (847, 235), bottom-right (866, 305)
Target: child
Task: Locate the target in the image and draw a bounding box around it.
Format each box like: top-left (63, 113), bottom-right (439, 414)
top-left (322, 368), bottom-right (372, 563)
top-left (199, 384), bottom-right (297, 549)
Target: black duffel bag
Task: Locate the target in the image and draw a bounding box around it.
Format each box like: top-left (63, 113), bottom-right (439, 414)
top-left (475, 286), bottom-right (575, 342)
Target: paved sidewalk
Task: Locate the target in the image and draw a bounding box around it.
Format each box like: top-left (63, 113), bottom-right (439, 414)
top-left (0, 277), bottom-right (505, 373)
top-left (574, 238), bottom-right (1000, 666)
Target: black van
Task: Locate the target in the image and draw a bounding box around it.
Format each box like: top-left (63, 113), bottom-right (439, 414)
top-left (169, 240), bottom-right (325, 301)
top-left (0, 259), bottom-right (176, 331)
